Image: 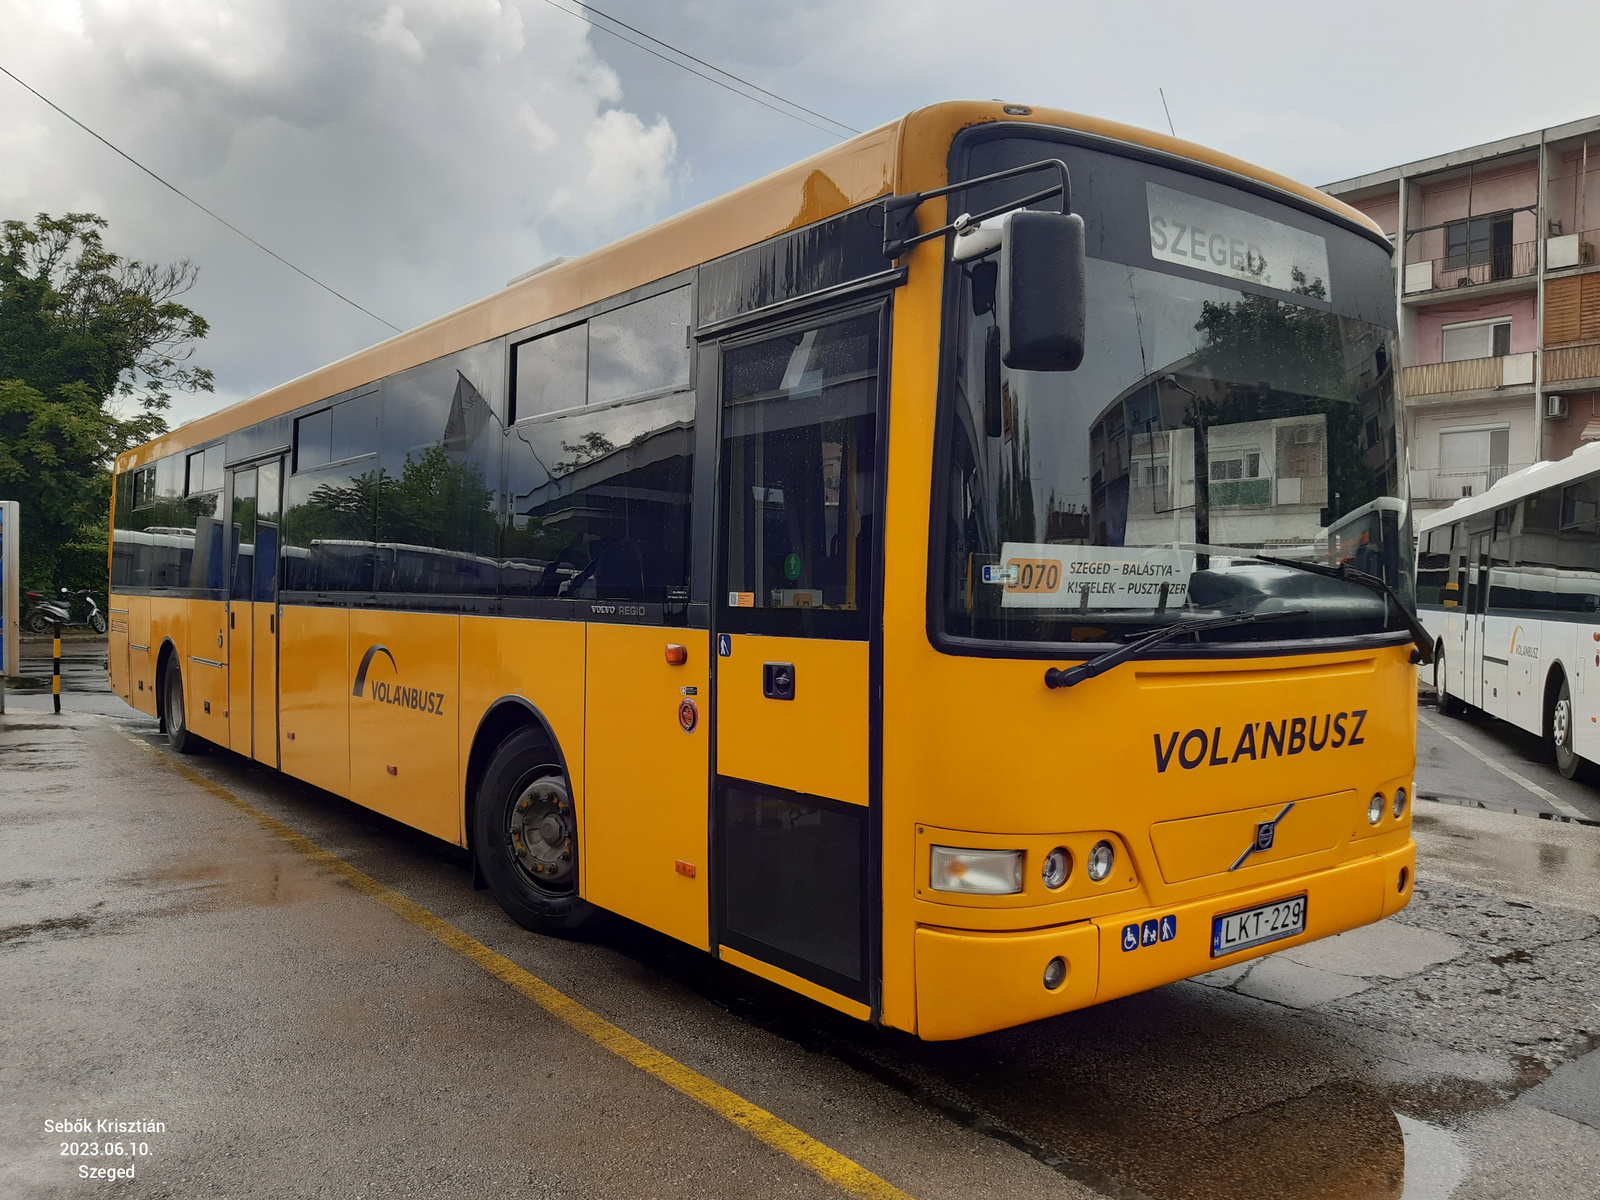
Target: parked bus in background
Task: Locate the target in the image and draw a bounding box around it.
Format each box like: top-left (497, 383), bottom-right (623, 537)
top-left (1418, 442), bottom-right (1600, 778)
top-left (107, 101), bottom-right (1422, 1040)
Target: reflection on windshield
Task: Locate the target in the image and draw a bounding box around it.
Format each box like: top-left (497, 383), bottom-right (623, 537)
top-left (941, 256), bottom-right (1405, 646)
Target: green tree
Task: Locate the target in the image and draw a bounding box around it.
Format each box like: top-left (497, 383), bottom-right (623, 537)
top-left (0, 212), bottom-right (213, 599)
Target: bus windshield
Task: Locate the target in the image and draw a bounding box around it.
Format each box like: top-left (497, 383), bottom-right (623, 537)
top-left (937, 134), bottom-right (1406, 650)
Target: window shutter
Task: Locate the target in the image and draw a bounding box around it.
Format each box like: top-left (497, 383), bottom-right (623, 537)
top-left (1581, 274), bottom-right (1600, 341)
top-left (1546, 276), bottom-right (1582, 344)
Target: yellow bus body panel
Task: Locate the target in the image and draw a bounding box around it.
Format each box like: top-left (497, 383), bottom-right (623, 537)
top-left (716, 635), bottom-right (869, 805)
top-left (583, 625), bottom-right (710, 949)
top-left (279, 605), bottom-right (350, 798)
top-left (458, 615), bottom-right (588, 848)
top-left (348, 610), bottom-right (461, 845)
top-left (227, 605), bottom-right (254, 757)
top-left (124, 595), bottom-right (155, 715)
top-left (914, 920), bottom-right (1101, 1041)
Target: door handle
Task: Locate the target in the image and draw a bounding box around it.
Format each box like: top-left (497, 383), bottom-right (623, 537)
top-left (269, 614), bottom-right (276, 634)
top-left (762, 662), bottom-right (795, 701)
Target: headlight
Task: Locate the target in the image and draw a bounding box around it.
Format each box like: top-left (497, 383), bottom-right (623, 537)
top-left (1042, 847), bottom-right (1072, 889)
top-left (929, 846), bottom-right (1024, 895)
top-left (1392, 787), bottom-right (1407, 820)
top-left (1086, 840), bottom-right (1115, 882)
top-left (1367, 794), bottom-right (1384, 825)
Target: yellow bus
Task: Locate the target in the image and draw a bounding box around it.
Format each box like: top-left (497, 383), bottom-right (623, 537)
top-left (108, 101), bottom-right (1423, 1040)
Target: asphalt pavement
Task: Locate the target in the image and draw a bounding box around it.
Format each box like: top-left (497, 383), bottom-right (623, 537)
top-left (2, 647), bottom-right (1597, 1200)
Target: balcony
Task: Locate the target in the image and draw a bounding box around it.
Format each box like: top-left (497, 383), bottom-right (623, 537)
top-left (1403, 352), bottom-right (1535, 397)
top-left (1403, 241), bottom-right (1538, 294)
top-left (1409, 462), bottom-right (1530, 503)
top-left (1545, 340), bottom-right (1600, 384)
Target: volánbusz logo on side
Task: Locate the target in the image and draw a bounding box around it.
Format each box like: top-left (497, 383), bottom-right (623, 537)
top-left (1153, 711), bottom-right (1366, 773)
top-left (352, 643), bottom-right (447, 717)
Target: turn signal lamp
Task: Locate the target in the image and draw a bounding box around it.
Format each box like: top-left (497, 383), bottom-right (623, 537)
top-left (930, 846), bottom-right (1024, 895)
top-left (665, 643), bottom-right (688, 665)
top-left (1086, 840), bottom-right (1115, 882)
top-left (1367, 794), bottom-right (1385, 825)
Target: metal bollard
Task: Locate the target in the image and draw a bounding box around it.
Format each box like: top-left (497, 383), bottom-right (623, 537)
top-left (52, 628), bottom-right (61, 714)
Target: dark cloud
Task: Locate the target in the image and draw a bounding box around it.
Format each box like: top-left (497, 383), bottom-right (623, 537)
top-left (2, 0), bottom-right (1594, 426)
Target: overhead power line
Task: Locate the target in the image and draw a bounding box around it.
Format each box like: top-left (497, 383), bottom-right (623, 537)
top-left (538, 0), bottom-right (859, 141)
top-left (0, 62), bottom-right (402, 334)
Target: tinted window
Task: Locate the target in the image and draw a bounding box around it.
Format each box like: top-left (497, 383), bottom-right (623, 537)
top-left (282, 462), bottom-right (379, 592)
top-left (331, 392), bottom-right (379, 462)
top-left (1506, 483), bottom-right (1600, 612)
top-left (230, 468), bottom-right (257, 601)
top-left (186, 444), bottom-right (224, 495)
top-left (588, 287), bottom-right (692, 406)
top-left (513, 323), bottom-right (585, 421)
top-left (376, 345), bottom-right (503, 594)
top-left (719, 313), bottom-right (879, 638)
top-left (296, 408), bottom-right (332, 472)
top-left (503, 390), bottom-right (694, 603)
top-left (255, 461), bottom-right (282, 602)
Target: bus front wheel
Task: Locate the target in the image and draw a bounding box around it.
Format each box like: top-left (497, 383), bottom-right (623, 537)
top-left (1550, 676), bottom-right (1582, 780)
top-left (162, 660), bottom-right (206, 755)
top-left (473, 727), bottom-right (606, 938)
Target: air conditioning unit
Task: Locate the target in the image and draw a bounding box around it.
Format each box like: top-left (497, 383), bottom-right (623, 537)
top-left (1582, 241), bottom-right (1597, 266)
top-left (1547, 394), bottom-right (1569, 420)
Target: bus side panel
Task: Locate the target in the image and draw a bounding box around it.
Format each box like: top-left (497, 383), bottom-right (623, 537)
top-left (348, 610), bottom-right (460, 845)
top-left (1482, 613), bottom-right (1511, 720)
top-left (183, 598), bottom-right (231, 745)
top-left (126, 594), bottom-right (156, 716)
top-left (459, 616), bottom-right (587, 849)
top-left (107, 602), bottom-right (130, 702)
top-left (279, 604), bottom-right (350, 798)
top-left (583, 624), bottom-right (710, 950)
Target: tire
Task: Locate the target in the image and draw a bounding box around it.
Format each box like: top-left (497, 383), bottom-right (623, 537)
top-left (1550, 674), bottom-right (1581, 780)
top-left (90, 612), bottom-right (107, 635)
top-left (162, 660), bottom-right (206, 755)
top-left (472, 727), bottom-right (606, 938)
top-left (26, 610), bottom-right (52, 634)
top-left (1435, 653), bottom-right (1463, 717)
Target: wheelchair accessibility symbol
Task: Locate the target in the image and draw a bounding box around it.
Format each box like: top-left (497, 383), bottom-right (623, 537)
top-left (1121, 924), bottom-right (1139, 952)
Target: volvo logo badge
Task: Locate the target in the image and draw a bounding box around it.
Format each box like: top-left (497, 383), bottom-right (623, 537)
top-left (1231, 802), bottom-right (1295, 871)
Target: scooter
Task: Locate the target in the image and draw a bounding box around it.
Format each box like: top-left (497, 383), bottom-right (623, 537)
top-left (65, 589), bottom-right (108, 635)
top-left (22, 589), bottom-right (72, 634)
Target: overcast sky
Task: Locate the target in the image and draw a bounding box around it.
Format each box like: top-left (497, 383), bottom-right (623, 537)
top-left (4, 0), bottom-right (1597, 427)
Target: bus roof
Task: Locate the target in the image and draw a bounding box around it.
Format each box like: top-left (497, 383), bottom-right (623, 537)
top-left (1417, 440), bottom-right (1600, 533)
top-left (118, 100), bottom-right (1385, 472)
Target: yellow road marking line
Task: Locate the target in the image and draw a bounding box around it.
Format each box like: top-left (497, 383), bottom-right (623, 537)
top-left (108, 724), bottom-right (915, 1200)
top-left (1417, 710), bottom-right (1590, 820)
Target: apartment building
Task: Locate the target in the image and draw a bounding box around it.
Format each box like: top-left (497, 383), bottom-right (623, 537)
top-left (1323, 115), bottom-right (1600, 512)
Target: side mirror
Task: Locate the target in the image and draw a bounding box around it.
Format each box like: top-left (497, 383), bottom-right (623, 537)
top-left (998, 210), bottom-right (1086, 372)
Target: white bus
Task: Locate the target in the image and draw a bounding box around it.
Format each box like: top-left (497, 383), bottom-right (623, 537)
top-left (1417, 441), bottom-right (1600, 777)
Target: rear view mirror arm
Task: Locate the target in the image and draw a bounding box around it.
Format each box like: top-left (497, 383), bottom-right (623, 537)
top-left (882, 158), bottom-right (1072, 258)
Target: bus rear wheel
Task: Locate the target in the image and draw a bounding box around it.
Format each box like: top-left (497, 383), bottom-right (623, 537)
top-left (1436, 653), bottom-right (1463, 717)
top-left (162, 660), bottom-right (206, 755)
top-left (473, 727), bottom-right (606, 938)
top-left (1550, 676), bottom-right (1581, 780)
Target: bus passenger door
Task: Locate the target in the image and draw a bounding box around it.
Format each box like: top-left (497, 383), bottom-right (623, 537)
top-left (226, 466), bottom-right (257, 756)
top-left (1467, 532), bottom-right (1489, 708)
top-left (253, 459), bottom-right (282, 766)
top-left (710, 306), bottom-right (884, 1013)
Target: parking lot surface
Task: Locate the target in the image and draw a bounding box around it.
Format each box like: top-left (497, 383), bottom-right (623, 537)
top-left (3, 654), bottom-right (1598, 1199)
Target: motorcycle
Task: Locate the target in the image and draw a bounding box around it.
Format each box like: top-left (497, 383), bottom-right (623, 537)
top-left (23, 588), bottom-right (106, 634)
top-left (22, 589), bottom-right (72, 634)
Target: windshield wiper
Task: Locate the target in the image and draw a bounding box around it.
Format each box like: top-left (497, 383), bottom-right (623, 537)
top-left (1248, 555), bottom-right (1434, 666)
top-left (1043, 608), bottom-right (1308, 690)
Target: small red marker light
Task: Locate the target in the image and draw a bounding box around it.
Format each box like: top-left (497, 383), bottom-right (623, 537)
top-left (675, 859), bottom-right (696, 878)
top-left (387, 765), bottom-right (398, 776)
top-left (665, 643), bottom-right (688, 665)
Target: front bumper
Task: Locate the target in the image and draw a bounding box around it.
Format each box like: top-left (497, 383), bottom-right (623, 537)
top-left (913, 839), bottom-right (1415, 1040)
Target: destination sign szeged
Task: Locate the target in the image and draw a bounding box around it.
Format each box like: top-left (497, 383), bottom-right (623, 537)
top-left (995, 544), bottom-right (1194, 610)
top-left (1146, 182), bottom-right (1332, 299)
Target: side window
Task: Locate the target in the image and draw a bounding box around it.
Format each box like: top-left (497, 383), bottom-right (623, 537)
top-left (718, 311), bottom-right (880, 638)
top-left (503, 391), bottom-right (695, 606)
top-left (512, 323), bottom-right (585, 422)
top-left (588, 287), bottom-right (691, 406)
top-left (295, 408), bottom-right (332, 471)
top-left (1416, 525), bottom-right (1450, 606)
top-left (229, 468), bottom-right (257, 602)
top-left (376, 345), bottom-right (503, 595)
top-left (185, 444), bottom-right (224, 496)
top-left (283, 392), bottom-right (382, 593)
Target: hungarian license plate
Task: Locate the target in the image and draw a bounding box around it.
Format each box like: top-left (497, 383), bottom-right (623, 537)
top-left (1211, 895), bottom-right (1307, 957)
